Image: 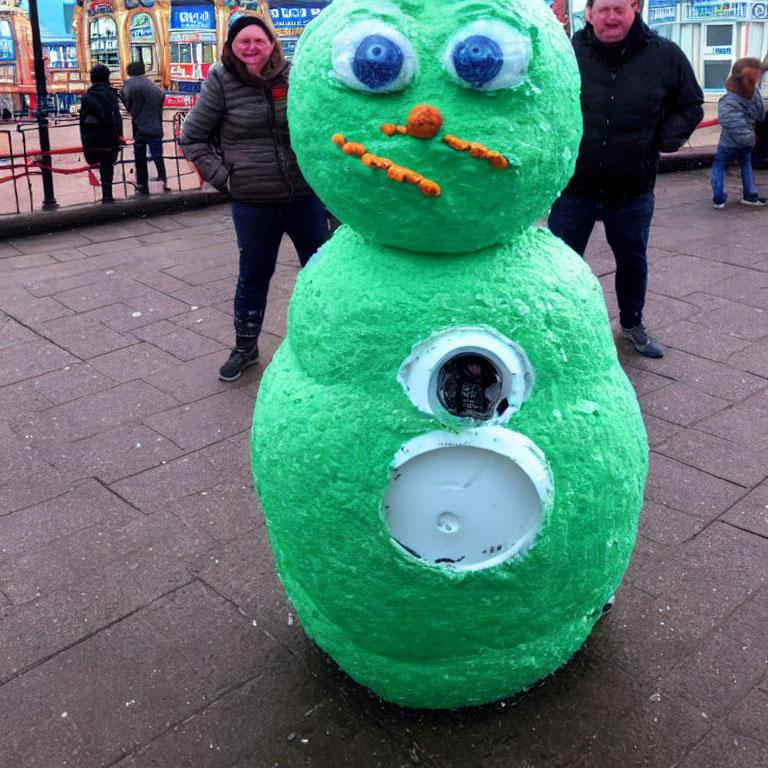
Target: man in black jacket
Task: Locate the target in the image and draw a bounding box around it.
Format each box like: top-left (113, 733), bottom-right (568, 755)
top-left (79, 64), bottom-right (123, 204)
top-left (548, 0), bottom-right (703, 358)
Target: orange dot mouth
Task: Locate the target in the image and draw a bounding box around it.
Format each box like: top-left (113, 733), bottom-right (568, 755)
top-left (442, 135), bottom-right (509, 170)
top-left (331, 133), bottom-right (441, 198)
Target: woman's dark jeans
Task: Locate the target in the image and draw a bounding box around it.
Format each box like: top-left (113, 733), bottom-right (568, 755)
top-left (548, 190), bottom-right (654, 329)
top-left (230, 194), bottom-right (329, 338)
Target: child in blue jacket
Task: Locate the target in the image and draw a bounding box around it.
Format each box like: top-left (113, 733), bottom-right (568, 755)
top-left (712, 57), bottom-right (766, 208)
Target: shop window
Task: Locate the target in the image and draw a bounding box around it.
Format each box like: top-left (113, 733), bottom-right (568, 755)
top-left (202, 43), bottom-right (215, 63)
top-left (90, 16), bottom-right (119, 69)
top-left (704, 60), bottom-right (731, 89)
top-left (129, 13), bottom-right (156, 72)
top-left (131, 44), bottom-right (154, 71)
top-left (0, 20), bottom-right (14, 62)
top-left (705, 24), bottom-right (732, 47)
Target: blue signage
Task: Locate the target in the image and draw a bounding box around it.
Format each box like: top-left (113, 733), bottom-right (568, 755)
top-left (0, 37), bottom-right (15, 63)
top-left (171, 5), bottom-right (215, 30)
top-left (686, 1), bottom-right (748, 18)
top-left (269, 5), bottom-right (325, 27)
top-left (649, 6), bottom-right (676, 21)
top-left (130, 26), bottom-right (154, 39)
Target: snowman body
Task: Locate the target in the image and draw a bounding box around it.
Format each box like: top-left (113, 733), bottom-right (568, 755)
top-left (251, 0), bottom-right (648, 708)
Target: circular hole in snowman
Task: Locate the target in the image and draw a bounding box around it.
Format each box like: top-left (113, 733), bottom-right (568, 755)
top-left (384, 428), bottom-right (552, 571)
top-left (397, 327), bottom-right (533, 427)
top-left (436, 353), bottom-right (504, 420)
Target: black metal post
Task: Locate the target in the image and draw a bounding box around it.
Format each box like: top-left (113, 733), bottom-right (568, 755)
top-left (27, 0), bottom-right (58, 210)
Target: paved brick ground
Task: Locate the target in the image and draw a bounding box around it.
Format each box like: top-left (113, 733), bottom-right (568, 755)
top-left (1, 166), bottom-right (767, 768)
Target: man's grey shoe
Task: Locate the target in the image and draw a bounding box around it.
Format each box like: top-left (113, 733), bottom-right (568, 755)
top-left (712, 201), bottom-right (726, 209)
top-left (740, 195), bottom-right (767, 206)
top-left (621, 324), bottom-right (664, 358)
top-left (218, 345), bottom-right (259, 381)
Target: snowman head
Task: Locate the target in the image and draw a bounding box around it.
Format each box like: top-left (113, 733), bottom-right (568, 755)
top-left (288, 0), bottom-right (582, 253)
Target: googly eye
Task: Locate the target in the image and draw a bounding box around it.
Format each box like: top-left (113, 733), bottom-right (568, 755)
top-left (332, 20), bottom-right (417, 93)
top-left (445, 21), bottom-right (531, 91)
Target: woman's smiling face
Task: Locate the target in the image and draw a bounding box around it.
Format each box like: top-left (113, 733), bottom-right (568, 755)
top-left (232, 24), bottom-right (275, 75)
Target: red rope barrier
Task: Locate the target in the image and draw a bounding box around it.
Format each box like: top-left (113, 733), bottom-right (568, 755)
top-left (0, 144), bottom-right (126, 184)
top-left (0, 159), bottom-right (107, 184)
top-left (8, 142), bottom-right (131, 156)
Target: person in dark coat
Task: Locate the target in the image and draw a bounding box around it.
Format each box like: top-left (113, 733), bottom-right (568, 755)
top-left (79, 64), bottom-right (123, 203)
top-left (548, 0), bottom-right (703, 358)
top-left (180, 15), bottom-right (329, 382)
top-left (120, 60), bottom-right (169, 195)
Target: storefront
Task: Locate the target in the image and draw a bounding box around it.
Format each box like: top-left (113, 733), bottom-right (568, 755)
top-left (167, 0), bottom-right (217, 104)
top-left (43, 38), bottom-right (84, 111)
top-left (649, 0), bottom-right (768, 91)
top-left (0, 0), bottom-right (34, 114)
top-left (69, 0), bottom-right (328, 106)
top-left (73, 0), bottom-right (170, 84)
top-left (267, 0), bottom-right (328, 59)
top-left (129, 10), bottom-right (158, 75)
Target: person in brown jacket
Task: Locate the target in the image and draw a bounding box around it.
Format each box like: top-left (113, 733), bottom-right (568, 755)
top-left (180, 15), bottom-right (329, 381)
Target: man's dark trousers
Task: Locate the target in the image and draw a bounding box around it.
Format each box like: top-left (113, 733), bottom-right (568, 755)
top-left (548, 190), bottom-right (654, 329)
top-left (133, 134), bottom-right (167, 191)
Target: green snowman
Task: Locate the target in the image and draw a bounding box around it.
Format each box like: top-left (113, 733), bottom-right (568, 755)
top-left (251, 0), bottom-right (648, 709)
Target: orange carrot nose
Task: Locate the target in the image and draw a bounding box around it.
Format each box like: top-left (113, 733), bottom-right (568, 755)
top-left (405, 105), bottom-right (443, 139)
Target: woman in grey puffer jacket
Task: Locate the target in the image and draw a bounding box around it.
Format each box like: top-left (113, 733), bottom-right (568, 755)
top-left (180, 15), bottom-right (329, 381)
top-left (711, 57), bottom-right (767, 208)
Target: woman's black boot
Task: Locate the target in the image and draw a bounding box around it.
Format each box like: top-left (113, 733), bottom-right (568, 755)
top-left (218, 334), bottom-right (259, 381)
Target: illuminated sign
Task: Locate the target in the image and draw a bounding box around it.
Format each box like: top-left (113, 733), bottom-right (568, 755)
top-left (170, 5), bottom-right (215, 29)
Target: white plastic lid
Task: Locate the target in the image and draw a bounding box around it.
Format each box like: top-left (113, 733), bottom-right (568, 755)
top-left (384, 427), bottom-right (553, 571)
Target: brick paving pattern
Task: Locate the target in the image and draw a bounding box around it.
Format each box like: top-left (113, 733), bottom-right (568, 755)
top-left (0, 167), bottom-right (767, 767)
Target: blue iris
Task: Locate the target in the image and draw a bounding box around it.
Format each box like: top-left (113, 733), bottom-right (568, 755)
top-left (352, 34), bottom-right (404, 90)
top-left (452, 35), bottom-right (503, 88)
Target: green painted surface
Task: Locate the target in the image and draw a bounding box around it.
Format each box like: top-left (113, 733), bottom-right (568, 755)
top-left (287, 0), bottom-right (582, 253)
top-left (251, 0), bottom-right (648, 708)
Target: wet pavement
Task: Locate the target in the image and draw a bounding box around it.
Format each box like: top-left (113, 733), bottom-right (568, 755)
top-left (1, 165), bottom-right (767, 767)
